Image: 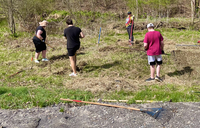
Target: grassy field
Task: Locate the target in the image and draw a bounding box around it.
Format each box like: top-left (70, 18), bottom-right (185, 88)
top-left (0, 17), bottom-right (200, 109)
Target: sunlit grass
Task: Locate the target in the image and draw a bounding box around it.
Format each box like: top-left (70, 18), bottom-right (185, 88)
top-left (0, 17), bottom-right (200, 109)
top-left (0, 86), bottom-right (93, 109)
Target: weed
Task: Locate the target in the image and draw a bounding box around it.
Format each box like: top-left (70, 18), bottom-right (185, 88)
top-left (60, 107), bottom-right (64, 112)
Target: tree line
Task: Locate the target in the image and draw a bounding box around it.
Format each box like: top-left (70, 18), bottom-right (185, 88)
top-left (0, 0), bottom-right (199, 35)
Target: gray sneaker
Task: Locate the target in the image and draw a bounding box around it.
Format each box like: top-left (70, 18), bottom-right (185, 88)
top-left (42, 58), bottom-right (49, 61)
top-left (145, 78), bottom-right (155, 82)
top-left (155, 76), bottom-right (162, 82)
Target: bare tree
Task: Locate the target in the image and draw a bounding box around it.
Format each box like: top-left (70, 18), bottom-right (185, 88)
top-left (136, 0), bottom-right (138, 20)
top-left (8, 0), bottom-right (15, 34)
top-left (0, 0), bottom-right (55, 33)
top-left (0, 0), bottom-right (16, 34)
top-left (191, 0), bottom-right (195, 24)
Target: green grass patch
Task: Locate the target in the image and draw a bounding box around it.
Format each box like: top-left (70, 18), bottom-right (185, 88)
top-left (103, 84), bottom-right (200, 104)
top-left (0, 86), bottom-right (93, 109)
top-left (0, 84), bottom-right (199, 109)
top-left (128, 84), bottom-right (200, 103)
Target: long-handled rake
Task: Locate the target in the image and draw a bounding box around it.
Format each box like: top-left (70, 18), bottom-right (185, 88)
top-left (35, 35), bottom-right (55, 50)
top-left (60, 98), bottom-right (162, 119)
top-left (44, 41), bottom-right (55, 50)
top-left (9, 67), bottom-right (32, 78)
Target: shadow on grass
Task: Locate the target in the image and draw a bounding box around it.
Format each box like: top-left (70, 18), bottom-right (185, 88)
top-left (83, 61), bottom-right (121, 72)
top-left (50, 53), bottom-right (69, 61)
top-left (77, 52), bottom-right (85, 56)
top-left (167, 66), bottom-right (193, 77)
top-left (0, 89), bottom-right (7, 95)
top-left (50, 52), bottom-right (85, 61)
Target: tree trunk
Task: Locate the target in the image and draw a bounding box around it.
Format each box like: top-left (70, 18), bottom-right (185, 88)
top-left (8, 0), bottom-right (15, 34)
top-left (198, 0), bottom-right (200, 17)
top-left (194, 0), bottom-right (196, 16)
top-left (167, 9), bottom-right (169, 23)
top-left (136, 0), bottom-right (138, 20)
top-left (191, 0), bottom-right (195, 24)
top-left (199, 0), bottom-right (200, 7)
top-left (159, 0), bottom-right (161, 18)
top-left (67, 0), bottom-right (72, 15)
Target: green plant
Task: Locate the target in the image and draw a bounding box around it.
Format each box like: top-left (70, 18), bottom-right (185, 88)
top-left (60, 107), bottom-right (64, 112)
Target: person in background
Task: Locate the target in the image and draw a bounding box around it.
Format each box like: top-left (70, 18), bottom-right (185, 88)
top-left (32, 20), bottom-right (49, 63)
top-left (64, 19), bottom-right (85, 77)
top-left (125, 11), bottom-right (134, 46)
top-left (144, 23), bottom-right (164, 82)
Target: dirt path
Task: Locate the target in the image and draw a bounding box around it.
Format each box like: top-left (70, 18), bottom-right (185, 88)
top-left (0, 102), bottom-right (199, 128)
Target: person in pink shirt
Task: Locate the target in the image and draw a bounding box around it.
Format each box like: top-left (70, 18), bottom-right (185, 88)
top-left (143, 23), bottom-right (164, 82)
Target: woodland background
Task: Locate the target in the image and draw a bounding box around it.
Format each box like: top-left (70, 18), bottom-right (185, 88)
top-left (0, 0), bottom-right (200, 35)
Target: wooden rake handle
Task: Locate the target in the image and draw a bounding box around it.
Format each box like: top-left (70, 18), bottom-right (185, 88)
top-left (60, 98), bottom-right (140, 111)
top-left (44, 42), bottom-right (54, 49)
top-left (35, 34), bottom-right (55, 49)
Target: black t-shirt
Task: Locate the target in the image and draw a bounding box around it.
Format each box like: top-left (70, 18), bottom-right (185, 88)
top-left (64, 26), bottom-right (82, 48)
top-left (33, 26), bottom-right (46, 41)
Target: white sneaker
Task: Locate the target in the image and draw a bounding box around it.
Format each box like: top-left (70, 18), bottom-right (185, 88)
top-left (69, 72), bottom-right (77, 77)
top-left (42, 58), bottom-right (49, 61)
top-left (34, 59), bottom-right (39, 63)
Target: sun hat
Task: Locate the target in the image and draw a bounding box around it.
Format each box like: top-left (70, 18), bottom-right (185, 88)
top-left (39, 20), bottom-right (48, 27)
top-left (147, 23), bottom-right (154, 28)
top-left (127, 12), bottom-right (132, 15)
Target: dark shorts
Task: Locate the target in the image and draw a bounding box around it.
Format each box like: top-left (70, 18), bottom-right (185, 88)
top-left (67, 46), bottom-right (80, 56)
top-left (33, 39), bottom-right (46, 53)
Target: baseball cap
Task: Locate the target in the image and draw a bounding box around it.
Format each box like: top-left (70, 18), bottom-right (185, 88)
top-left (147, 23), bottom-right (154, 28)
top-left (127, 12), bottom-right (131, 15)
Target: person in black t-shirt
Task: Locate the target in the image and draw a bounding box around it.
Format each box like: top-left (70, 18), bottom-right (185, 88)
top-left (32, 20), bottom-right (49, 63)
top-left (64, 19), bottom-right (85, 76)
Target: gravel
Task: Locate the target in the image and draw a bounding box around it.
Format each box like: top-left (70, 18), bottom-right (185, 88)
top-left (0, 102), bottom-right (199, 128)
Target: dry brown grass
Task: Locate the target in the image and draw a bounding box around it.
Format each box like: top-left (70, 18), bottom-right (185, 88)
top-left (3, 22), bottom-right (200, 96)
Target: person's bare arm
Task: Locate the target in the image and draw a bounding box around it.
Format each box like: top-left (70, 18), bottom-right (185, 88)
top-left (36, 30), bottom-right (43, 40)
top-left (79, 32), bottom-right (85, 38)
top-left (144, 42), bottom-right (148, 50)
top-left (160, 41), bottom-right (164, 50)
top-left (132, 15), bottom-right (135, 23)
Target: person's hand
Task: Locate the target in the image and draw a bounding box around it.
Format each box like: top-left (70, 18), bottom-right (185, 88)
top-left (132, 15), bottom-right (135, 19)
